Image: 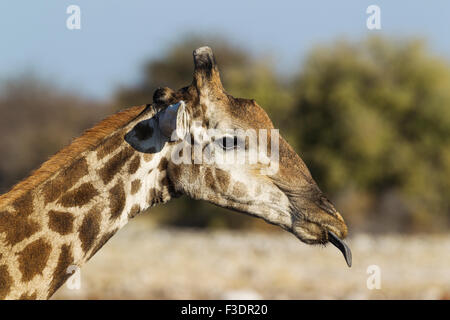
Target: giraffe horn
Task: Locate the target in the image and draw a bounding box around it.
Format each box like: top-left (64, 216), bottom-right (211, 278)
top-left (192, 46), bottom-right (225, 96)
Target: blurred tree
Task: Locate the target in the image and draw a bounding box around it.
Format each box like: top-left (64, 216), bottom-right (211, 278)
top-left (116, 35), bottom-right (249, 106)
top-left (0, 74), bottom-right (110, 193)
top-left (289, 36), bottom-right (450, 232)
top-left (116, 35), bottom-right (293, 125)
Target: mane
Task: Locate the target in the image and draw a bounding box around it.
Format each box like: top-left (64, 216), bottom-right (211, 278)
top-left (0, 105), bottom-right (148, 205)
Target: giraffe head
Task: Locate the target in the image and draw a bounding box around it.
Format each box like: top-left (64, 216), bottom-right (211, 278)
top-left (125, 47), bottom-right (351, 266)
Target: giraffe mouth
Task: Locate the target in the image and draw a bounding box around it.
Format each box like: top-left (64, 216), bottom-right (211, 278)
top-left (283, 189), bottom-right (351, 267)
top-left (328, 231), bottom-right (352, 267)
top-left (290, 208), bottom-right (351, 267)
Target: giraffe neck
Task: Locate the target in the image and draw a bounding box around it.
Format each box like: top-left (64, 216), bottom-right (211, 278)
top-left (0, 105), bottom-right (173, 299)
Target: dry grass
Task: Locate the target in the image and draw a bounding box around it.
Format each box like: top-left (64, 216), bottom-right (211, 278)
top-left (53, 216), bottom-right (450, 300)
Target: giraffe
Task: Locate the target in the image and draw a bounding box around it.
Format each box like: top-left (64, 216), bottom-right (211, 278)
top-left (0, 47), bottom-right (351, 300)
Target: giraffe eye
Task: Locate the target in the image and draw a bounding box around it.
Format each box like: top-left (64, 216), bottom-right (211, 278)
top-left (218, 136), bottom-right (238, 151)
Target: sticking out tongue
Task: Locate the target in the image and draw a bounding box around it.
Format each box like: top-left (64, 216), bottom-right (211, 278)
top-left (328, 231), bottom-right (352, 267)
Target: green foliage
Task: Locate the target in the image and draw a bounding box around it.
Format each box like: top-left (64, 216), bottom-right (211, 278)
top-left (289, 36), bottom-right (450, 231)
top-left (0, 74), bottom-right (110, 193)
top-left (116, 35), bottom-right (251, 107)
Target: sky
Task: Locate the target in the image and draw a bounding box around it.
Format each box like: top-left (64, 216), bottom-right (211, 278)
top-left (0, 1), bottom-right (449, 100)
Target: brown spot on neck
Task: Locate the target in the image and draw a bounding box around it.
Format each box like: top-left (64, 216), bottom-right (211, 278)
top-left (42, 158), bottom-right (89, 204)
top-left (99, 147), bottom-right (135, 185)
top-left (17, 238), bottom-right (52, 282)
top-left (0, 192), bottom-right (40, 246)
top-left (148, 188), bottom-right (164, 205)
top-left (79, 209), bottom-right (101, 253)
top-left (58, 183), bottom-right (99, 208)
top-left (128, 155), bottom-right (141, 175)
top-left (128, 204), bottom-right (141, 219)
top-left (97, 132), bottom-right (124, 160)
top-left (19, 291), bottom-right (37, 300)
top-left (48, 210), bottom-right (75, 235)
top-left (0, 265), bottom-right (13, 299)
top-left (157, 157), bottom-right (169, 172)
top-left (109, 180), bottom-right (126, 220)
top-left (143, 153), bottom-right (154, 162)
top-left (12, 192), bottom-right (34, 216)
top-left (168, 163), bottom-right (182, 182)
top-left (47, 244), bottom-right (74, 299)
top-left (0, 210), bottom-right (40, 246)
top-left (130, 179), bottom-right (142, 195)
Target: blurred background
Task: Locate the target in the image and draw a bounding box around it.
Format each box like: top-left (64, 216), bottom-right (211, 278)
top-left (1, 1), bottom-right (449, 299)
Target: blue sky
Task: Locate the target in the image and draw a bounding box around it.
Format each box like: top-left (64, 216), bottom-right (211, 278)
top-left (1, 1), bottom-right (449, 100)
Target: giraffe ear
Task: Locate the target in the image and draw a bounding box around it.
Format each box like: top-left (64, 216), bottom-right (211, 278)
top-left (124, 101), bottom-right (189, 153)
top-left (158, 101), bottom-right (190, 141)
